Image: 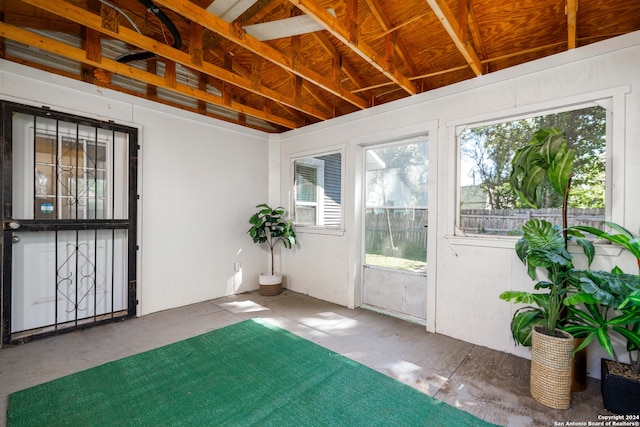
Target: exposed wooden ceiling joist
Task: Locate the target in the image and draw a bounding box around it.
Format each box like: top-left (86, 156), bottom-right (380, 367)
top-left (152, 0), bottom-right (370, 110)
top-left (1, 0), bottom-right (638, 133)
top-left (567, 0), bottom-right (578, 49)
top-left (289, 0), bottom-right (417, 95)
top-left (0, 21), bottom-right (299, 129)
top-left (364, 0), bottom-right (419, 76)
top-left (19, 0), bottom-right (328, 124)
top-left (425, 0), bottom-right (483, 76)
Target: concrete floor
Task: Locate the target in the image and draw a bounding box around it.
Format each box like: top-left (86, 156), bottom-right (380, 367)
top-left (1, 290), bottom-right (605, 426)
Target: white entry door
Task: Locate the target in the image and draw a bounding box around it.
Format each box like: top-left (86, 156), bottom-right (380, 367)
top-left (362, 136), bottom-right (429, 323)
top-left (1, 102), bottom-right (138, 344)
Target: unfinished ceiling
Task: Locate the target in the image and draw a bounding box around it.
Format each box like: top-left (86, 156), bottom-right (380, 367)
top-left (1, 0), bottom-right (639, 132)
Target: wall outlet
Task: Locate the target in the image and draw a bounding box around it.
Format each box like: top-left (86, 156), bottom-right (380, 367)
top-left (234, 262), bottom-right (241, 272)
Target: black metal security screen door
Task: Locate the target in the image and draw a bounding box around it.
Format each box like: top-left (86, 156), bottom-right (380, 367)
top-left (1, 102), bottom-right (138, 345)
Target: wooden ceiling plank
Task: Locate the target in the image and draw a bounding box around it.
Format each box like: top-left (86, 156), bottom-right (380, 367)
top-left (191, 22), bottom-right (204, 66)
top-left (566, 0), bottom-right (578, 49)
top-left (364, 0), bottom-right (419, 76)
top-left (20, 0), bottom-right (330, 121)
top-left (303, 82), bottom-right (334, 112)
top-left (240, 0), bottom-right (286, 26)
top-left (0, 21), bottom-right (299, 129)
top-left (370, 12), bottom-right (431, 41)
top-left (289, 0), bottom-right (417, 95)
top-left (458, 0), bottom-right (468, 44)
top-left (151, 0), bottom-right (369, 109)
top-left (147, 58), bottom-right (158, 98)
top-left (4, 12), bottom-right (82, 33)
top-left (312, 31), bottom-right (366, 89)
top-left (467, 0), bottom-right (486, 66)
top-left (198, 71), bottom-right (208, 114)
top-left (208, 47), bottom-right (306, 121)
top-left (251, 53), bottom-right (261, 89)
top-left (425, 0), bottom-right (483, 76)
top-left (164, 60), bottom-right (177, 88)
top-left (347, 0), bottom-right (358, 44)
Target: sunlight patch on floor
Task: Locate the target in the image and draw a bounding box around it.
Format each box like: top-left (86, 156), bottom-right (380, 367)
top-left (300, 312), bottom-right (359, 334)
top-left (217, 300), bottom-right (270, 313)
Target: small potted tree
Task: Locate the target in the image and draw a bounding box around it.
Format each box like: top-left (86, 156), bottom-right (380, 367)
top-left (248, 204), bottom-right (297, 296)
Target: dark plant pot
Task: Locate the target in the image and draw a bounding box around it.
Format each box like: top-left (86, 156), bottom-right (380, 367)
top-left (571, 337), bottom-right (587, 392)
top-left (601, 359), bottom-right (640, 415)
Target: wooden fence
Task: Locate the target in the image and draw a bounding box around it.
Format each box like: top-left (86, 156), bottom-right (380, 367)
top-left (459, 208), bottom-right (605, 235)
top-left (365, 208), bottom-right (427, 253)
top-left (365, 207), bottom-right (606, 252)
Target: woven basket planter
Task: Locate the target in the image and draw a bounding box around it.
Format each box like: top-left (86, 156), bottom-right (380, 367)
top-left (259, 273), bottom-right (283, 296)
top-left (530, 326), bottom-right (574, 409)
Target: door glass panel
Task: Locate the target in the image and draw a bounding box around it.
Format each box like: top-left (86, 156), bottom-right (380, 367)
top-left (364, 138), bottom-right (429, 272)
top-left (12, 115), bottom-right (129, 220)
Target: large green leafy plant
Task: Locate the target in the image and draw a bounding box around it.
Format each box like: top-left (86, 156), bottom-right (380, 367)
top-left (248, 204), bottom-right (297, 275)
top-left (500, 128), bottom-right (593, 344)
top-left (564, 222), bottom-right (640, 374)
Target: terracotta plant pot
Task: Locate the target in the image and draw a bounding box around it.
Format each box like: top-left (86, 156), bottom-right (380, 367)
top-left (530, 326), bottom-right (574, 409)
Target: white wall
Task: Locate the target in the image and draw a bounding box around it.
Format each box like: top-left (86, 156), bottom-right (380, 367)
top-left (0, 60), bottom-right (271, 317)
top-left (2, 29), bottom-right (638, 379)
top-left (275, 31), bottom-right (640, 379)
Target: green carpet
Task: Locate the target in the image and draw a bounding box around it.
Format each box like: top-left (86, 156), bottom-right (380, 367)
top-left (7, 319), bottom-right (496, 426)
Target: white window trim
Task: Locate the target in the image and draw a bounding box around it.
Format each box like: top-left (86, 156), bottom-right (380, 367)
top-left (447, 86), bottom-right (629, 244)
top-left (288, 146), bottom-right (345, 233)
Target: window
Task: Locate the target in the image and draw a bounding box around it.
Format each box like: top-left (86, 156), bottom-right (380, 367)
top-left (293, 152), bottom-right (342, 227)
top-left (458, 105), bottom-right (606, 236)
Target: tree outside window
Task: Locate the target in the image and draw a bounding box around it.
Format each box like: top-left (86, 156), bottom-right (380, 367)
top-left (459, 106), bottom-right (606, 235)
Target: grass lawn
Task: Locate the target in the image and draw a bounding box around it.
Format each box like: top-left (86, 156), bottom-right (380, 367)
top-left (365, 254), bottom-right (426, 272)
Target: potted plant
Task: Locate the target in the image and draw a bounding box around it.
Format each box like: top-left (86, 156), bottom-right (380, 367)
top-left (499, 128), bottom-right (593, 409)
top-left (248, 204), bottom-right (297, 296)
top-left (563, 222), bottom-right (640, 414)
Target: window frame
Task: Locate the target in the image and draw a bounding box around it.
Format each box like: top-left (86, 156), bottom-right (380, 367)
top-left (289, 146), bottom-right (345, 233)
top-left (449, 87), bottom-right (629, 241)
top-left (294, 158), bottom-right (325, 226)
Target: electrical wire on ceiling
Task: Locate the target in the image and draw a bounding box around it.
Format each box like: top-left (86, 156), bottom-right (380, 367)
top-left (114, 0), bottom-right (182, 63)
top-left (98, 0), bottom-right (142, 34)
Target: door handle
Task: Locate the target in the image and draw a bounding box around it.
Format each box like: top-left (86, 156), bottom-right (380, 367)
top-left (12, 235), bottom-right (20, 244)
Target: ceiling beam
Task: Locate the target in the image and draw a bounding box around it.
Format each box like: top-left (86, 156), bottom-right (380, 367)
top-left (152, 0), bottom-right (370, 110)
top-left (466, 0), bottom-right (487, 69)
top-left (364, 0), bottom-right (419, 76)
top-left (19, 0), bottom-right (329, 121)
top-left (566, 0), bottom-right (578, 49)
top-left (312, 31), bottom-right (366, 89)
top-left (288, 0), bottom-right (417, 95)
top-left (0, 21), bottom-right (299, 129)
top-left (425, 0), bottom-right (483, 76)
